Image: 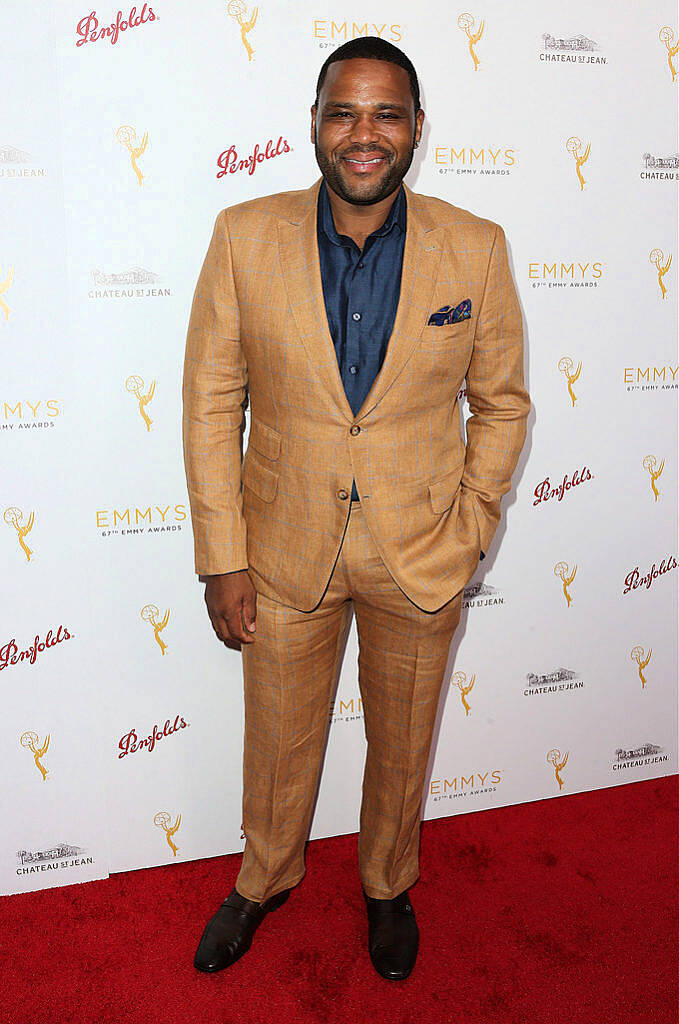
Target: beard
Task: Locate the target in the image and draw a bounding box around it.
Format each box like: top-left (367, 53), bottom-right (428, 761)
top-left (314, 136), bottom-right (416, 206)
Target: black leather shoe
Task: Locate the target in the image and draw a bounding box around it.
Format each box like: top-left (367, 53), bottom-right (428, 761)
top-left (363, 888), bottom-right (419, 980)
top-left (194, 885), bottom-right (290, 972)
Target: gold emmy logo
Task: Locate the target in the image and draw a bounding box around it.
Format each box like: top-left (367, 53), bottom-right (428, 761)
top-left (565, 136), bottom-right (590, 190)
top-left (659, 26), bottom-right (678, 81)
top-left (20, 730), bottom-right (50, 781)
top-left (116, 125), bottom-right (148, 187)
top-left (643, 454), bottom-right (664, 500)
top-left (558, 355), bottom-right (581, 407)
top-left (554, 560), bottom-right (577, 607)
top-left (228, 0), bottom-right (258, 60)
top-left (451, 670), bottom-right (476, 716)
top-left (0, 264), bottom-right (13, 320)
top-left (630, 645), bottom-right (652, 688)
top-left (457, 12), bottom-right (484, 70)
top-left (154, 810), bottom-right (181, 856)
top-left (141, 603), bottom-right (170, 654)
top-left (4, 506), bottom-right (35, 561)
top-left (125, 374), bottom-right (155, 431)
top-left (649, 248), bottom-right (672, 299)
top-left (546, 747), bottom-right (568, 790)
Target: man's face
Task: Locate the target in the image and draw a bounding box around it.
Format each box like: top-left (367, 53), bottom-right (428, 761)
top-left (311, 58), bottom-right (424, 206)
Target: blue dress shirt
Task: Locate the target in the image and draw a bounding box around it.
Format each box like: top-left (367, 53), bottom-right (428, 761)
top-left (317, 178), bottom-right (406, 501)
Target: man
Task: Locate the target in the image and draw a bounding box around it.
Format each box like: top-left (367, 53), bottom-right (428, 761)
top-left (182, 37), bottom-right (530, 981)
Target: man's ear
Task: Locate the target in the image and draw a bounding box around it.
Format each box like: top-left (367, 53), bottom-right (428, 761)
top-left (310, 105), bottom-right (317, 145)
top-left (414, 108), bottom-right (424, 147)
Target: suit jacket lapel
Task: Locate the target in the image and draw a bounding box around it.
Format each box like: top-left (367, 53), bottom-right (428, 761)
top-left (277, 179), bottom-right (355, 421)
top-left (356, 185), bottom-right (444, 420)
top-left (277, 178), bottom-right (444, 423)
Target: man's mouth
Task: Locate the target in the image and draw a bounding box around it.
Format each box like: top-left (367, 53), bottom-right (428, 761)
top-left (341, 154), bottom-right (388, 174)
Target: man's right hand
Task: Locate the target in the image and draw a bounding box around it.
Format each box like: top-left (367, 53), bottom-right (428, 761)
top-left (203, 570), bottom-right (257, 650)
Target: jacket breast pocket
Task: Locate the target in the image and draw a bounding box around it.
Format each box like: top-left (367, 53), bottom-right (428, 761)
top-left (422, 316), bottom-right (472, 345)
top-left (428, 454), bottom-right (465, 514)
top-left (243, 453), bottom-right (279, 503)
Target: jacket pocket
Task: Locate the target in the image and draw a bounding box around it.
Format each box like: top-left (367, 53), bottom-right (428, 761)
top-left (428, 455), bottom-right (465, 514)
top-left (248, 419), bottom-right (282, 461)
top-left (243, 455), bottom-right (279, 503)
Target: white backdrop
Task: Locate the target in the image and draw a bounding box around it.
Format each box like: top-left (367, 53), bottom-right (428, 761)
top-left (2, 0), bottom-right (677, 896)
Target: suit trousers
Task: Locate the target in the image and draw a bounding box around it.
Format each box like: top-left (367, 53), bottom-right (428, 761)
top-left (235, 498), bottom-right (463, 902)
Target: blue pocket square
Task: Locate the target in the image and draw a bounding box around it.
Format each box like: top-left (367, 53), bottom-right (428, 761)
top-left (427, 299), bottom-right (472, 326)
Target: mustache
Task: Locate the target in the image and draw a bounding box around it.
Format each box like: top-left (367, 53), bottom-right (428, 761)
top-left (339, 146), bottom-right (392, 160)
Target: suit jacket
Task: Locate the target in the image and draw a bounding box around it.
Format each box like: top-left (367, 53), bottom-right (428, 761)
top-left (182, 178), bottom-right (530, 613)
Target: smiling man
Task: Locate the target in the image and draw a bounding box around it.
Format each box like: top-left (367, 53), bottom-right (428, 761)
top-left (183, 36), bottom-right (530, 981)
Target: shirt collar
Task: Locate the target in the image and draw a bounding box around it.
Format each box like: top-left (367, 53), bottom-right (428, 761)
top-left (318, 178), bottom-right (406, 248)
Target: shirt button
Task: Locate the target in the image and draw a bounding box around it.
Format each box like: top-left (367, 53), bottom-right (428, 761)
top-left (352, 312), bottom-right (361, 321)
top-left (358, 262), bottom-right (365, 269)
top-left (349, 365), bottom-right (358, 374)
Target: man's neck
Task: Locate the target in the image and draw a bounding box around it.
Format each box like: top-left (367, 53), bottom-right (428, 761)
top-left (324, 180), bottom-right (402, 250)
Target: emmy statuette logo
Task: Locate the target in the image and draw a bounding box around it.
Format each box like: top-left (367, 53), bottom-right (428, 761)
top-left (547, 748), bottom-right (569, 790)
top-left (649, 249), bottom-right (672, 299)
top-left (228, 0), bottom-right (258, 60)
top-left (0, 264), bottom-right (13, 320)
top-left (116, 126), bottom-right (148, 187)
top-left (126, 374), bottom-right (155, 431)
top-left (154, 810), bottom-right (181, 856)
top-left (630, 645), bottom-right (652, 688)
top-left (457, 12), bottom-right (484, 70)
top-left (566, 136), bottom-right (590, 190)
top-left (643, 454), bottom-right (664, 501)
top-left (558, 355), bottom-right (581, 407)
top-left (20, 731), bottom-right (50, 781)
top-left (451, 671), bottom-right (476, 716)
top-left (4, 506), bottom-right (35, 561)
top-left (141, 604), bottom-right (170, 654)
top-left (658, 26), bottom-right (678, 82)
top-left (554, 561), bottom-right (577, 607)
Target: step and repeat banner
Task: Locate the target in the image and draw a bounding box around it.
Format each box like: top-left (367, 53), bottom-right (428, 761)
top-left (2, 0), bottom-right (677, 896)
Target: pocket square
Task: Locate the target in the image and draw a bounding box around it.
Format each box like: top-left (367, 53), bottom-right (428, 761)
top-left (427, 299), bottom-right (472, 326)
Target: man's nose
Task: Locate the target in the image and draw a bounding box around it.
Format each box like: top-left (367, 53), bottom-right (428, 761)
top-left (349, 114), bottom-right (381, 146)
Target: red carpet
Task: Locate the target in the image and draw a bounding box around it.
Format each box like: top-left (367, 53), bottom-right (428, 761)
top-left (1, 776), bottom-right (676, 1024)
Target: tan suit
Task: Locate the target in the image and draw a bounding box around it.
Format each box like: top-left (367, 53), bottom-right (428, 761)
top-left (182, 178), bottom-right (530, 900)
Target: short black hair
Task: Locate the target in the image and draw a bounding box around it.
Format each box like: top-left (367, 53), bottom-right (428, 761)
top-left (314, 36), bottom-right (421, 113)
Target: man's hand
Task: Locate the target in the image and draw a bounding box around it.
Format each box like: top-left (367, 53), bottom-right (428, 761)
top-left (204, 571), bottom-right (257, 650)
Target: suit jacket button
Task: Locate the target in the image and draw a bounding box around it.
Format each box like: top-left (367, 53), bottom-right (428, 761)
top-left (350, 425), bottom-right (361, 435)
top-left (337, 488), bottom-right (349, 500)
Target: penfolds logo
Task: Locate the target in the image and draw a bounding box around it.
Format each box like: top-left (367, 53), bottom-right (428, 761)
top-left (623, 556), bottom-right (677, 595)
top-left (76, 4), bottom-right (156, 47)
top-left (216, 136), bottom-right (292, 179)
top-left (534, 465), bottom-right (593, 506)
top-left (0, 625), bottom-right (72, 672)
top-left (118, 714), bottom-right (188, 758)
